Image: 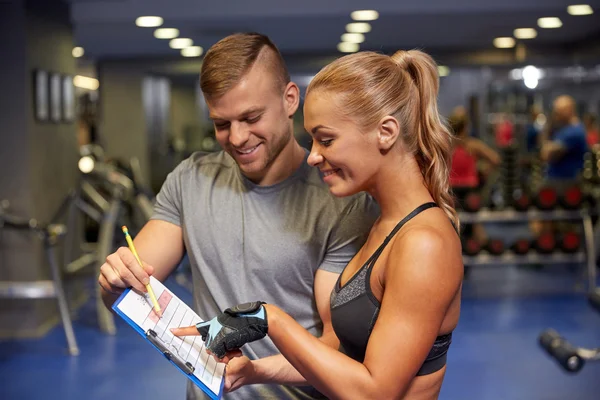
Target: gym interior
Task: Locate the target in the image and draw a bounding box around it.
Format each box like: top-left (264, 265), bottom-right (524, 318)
top-left (1, 1), bottom-right (600, 399)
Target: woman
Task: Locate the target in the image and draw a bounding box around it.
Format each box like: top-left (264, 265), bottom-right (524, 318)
top-left (180, 50), bottom-right (463, 399)
top-left (449, 107), bottom-right (500, 244)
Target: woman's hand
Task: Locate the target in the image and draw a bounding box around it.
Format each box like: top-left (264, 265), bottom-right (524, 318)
top-left (171, 301), bottom-right (268, 359)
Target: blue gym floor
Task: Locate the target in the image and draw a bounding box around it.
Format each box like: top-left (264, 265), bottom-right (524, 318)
top-left (1, 267), bottom-right (600, 400)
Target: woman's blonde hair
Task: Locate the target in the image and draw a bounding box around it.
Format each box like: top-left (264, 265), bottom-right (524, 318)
top-left (307, 50), bottom-right (458, 228)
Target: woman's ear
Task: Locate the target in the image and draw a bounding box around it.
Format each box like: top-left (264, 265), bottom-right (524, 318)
top-left (377, 116), bottom-right (401, 151)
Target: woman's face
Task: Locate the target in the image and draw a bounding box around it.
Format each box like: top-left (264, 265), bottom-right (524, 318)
top-left (303, 90), bottom-right (381, 197)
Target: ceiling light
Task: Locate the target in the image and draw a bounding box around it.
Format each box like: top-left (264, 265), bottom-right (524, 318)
top-left (493, 37), bottom-right (515, 48)
top-left (73, 75), bottom-right (99, 91)
top-left (135, 16), bottom-right (163, 27)
top-left (341, 33), bottom-right (365, 43)
top-left (510, 68), bottom-right (523, 80)
top-left (337, 42), bottom-right (359, 53)
top-left (154, 28), bottom-right (179, 39)
top-left (438, 66), bottom-right (450, 77)
top-left (538, 17), bottom-right (562, 28)
top-left (522, 65), bottom-right (544, 82)
top-left (169, 38), bottom-right (193, 49)
top-left (524, 78), bottom-right (539, 89)
top-left (350, 10), bottom-right (379, 21)
top-left (346, 22), bottom-right (371, 33)
top-left (181, 46), bottom-right (203, 57)
top-left (72, 47), bottom-right (84, 58)
top-left (567, 5), bottom-right (593, 15)
top-left (514, 28), bottom-right (537, 39)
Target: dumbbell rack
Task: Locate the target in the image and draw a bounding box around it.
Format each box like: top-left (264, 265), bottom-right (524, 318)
top-left (459, 208), bottom-right (597, 293)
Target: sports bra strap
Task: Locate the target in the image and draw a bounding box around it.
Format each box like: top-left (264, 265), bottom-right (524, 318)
top-left (364, 202), bottom-right (439, 267)
top-left (381, 202), bottom-right (439, 246)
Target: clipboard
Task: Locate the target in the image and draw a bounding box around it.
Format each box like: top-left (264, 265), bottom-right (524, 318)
top-left (112, 277), bottom-right (225, 399)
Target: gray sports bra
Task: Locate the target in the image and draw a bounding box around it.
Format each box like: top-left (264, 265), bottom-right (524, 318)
top-left (330, 202), bottom-right (453, 376)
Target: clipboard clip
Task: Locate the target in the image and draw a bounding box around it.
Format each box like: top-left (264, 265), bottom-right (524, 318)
top-left (146, 329), bottom-right (196, 375)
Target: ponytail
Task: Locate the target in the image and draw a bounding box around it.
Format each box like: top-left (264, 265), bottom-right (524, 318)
top-left (392, 50), bottom-right (459, 230)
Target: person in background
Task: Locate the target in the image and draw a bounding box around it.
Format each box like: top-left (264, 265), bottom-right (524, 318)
top-left (541, 95), bottom-right (588, 181)
top-left (448, 106), bottom-right (500, 244)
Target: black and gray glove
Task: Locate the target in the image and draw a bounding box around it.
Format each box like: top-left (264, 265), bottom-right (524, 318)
top-left (195, 301), bottom-right (268, 359)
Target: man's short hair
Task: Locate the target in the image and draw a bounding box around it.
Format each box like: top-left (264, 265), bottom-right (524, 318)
top-left (200, 32), bottom-right (290, 99)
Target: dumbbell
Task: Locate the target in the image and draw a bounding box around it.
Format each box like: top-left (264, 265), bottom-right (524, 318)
top-left (560, 185), bottom-right (583, 210)
top-left (560, 231), bottom-right (581, 253)
top-left (485, 239), bottom-right (505, 255)
top-left (534, 186), bottom-right (558, 210)
top-left (511, 238), bottom-right (531, 255)
top-left (538, 329), bottom-right (585, 373)
top-left (463, 191), bottom-right (483, 213)
top-left (512, 191), bottom-right (531, 211)
top-left (534, 232), bottom-right (556, 254)
top-left (462, 237), bottom-right (482, 256)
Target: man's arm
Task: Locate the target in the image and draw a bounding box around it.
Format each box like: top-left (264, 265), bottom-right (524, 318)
top-left (540, 140), bottom-right (567, 163)
top-left (100, 157), bottom-right (189, 308)
top-left (249, 269), bottom-right (340, 384)
top-left (99, 219), bottom-right (185, 309)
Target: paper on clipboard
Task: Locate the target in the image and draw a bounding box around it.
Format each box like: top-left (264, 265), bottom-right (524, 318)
top-left (112, 276), bottom-right (225, 398)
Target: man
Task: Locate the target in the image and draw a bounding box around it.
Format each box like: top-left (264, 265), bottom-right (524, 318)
top-left (98, 32), bottom-right (379, 399)
top-left (541, 95), bottom-right (588, 180)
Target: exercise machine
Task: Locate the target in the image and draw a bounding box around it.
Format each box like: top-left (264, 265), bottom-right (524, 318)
top-left (0, 201), bottom-right (79, 356)
top-left (59, 152), bottom-right (154, 334)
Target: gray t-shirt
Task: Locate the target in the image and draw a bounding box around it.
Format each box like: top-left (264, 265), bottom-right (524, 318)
top-left (152, 150), bottom-right (379, 399)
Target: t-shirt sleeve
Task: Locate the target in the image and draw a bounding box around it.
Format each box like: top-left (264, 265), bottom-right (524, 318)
top-left (150, 158), bottom-right (190, 227)
top-left (555, 126), bottom-right (587, 153)
top-left (319, 194), bottom-right (380, 274)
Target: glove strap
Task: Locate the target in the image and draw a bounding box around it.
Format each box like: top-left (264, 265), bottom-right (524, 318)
top-left (225, 301), bottom-right (266, 316)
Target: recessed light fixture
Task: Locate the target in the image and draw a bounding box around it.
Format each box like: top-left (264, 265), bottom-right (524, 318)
top-left (493, 37), bottom-right (516, 48)
top-left (73, 75), bottom-right (99, 91)
top-left (135, 16), bottom-right (163, 27)
top-left (350, 10), bottom-right (379, 21)
top-left (341, 33), bottom-right (365, 43)
top-left (538, 17), bottom-right (562, 28)
top-left (345, 22), bottom-right (371, 33)
top-left (181, 46), bottom-right (203, 57)
top-left (438, 66), bottom-right (450, 77)
top-left (514, 28), bottom-right (537, 39)
top-left (337, 42), bottom-right (359, 53)
top-left (567, 4), bottom-right (593, 15)
top-left (154, 28), bottom-right (179, 39)
top-left (169, 38), bottom-right (193, 49)
top-left (72, 47), bottom-right (84, 58)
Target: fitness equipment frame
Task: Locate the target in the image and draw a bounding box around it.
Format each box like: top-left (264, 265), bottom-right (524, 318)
top-left (0, 201), bottom-right (79, 356)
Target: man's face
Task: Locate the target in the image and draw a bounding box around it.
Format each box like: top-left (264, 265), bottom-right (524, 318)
top-left (552, 97), bottom-right (573, 126)
top-left (206, 63), bottom-right (296, 183)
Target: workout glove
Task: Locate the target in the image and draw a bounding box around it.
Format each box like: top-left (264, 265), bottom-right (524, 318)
top-left (195, 301), bottom-right (268, 359)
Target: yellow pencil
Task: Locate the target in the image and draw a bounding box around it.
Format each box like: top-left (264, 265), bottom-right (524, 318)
top-left (121, 226), bottom-right (161, 315)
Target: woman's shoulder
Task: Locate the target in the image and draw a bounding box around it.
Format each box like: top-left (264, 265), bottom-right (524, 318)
top-left (386, 217), bottom-right (462, 276)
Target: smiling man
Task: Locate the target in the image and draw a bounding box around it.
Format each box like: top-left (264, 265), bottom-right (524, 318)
top-left (98, 32), bottom-right (379, 399)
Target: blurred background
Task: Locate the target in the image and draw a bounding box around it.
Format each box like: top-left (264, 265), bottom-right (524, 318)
top-left (1, 0), bottom-right (600, 399)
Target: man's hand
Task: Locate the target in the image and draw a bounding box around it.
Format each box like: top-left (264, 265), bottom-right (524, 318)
top-left (171, 301), bottom-right (268, 359)
top-left (98, 247), bottom-right (155, 295)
